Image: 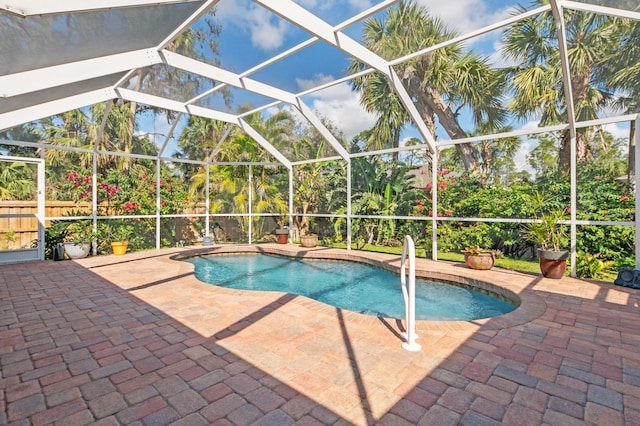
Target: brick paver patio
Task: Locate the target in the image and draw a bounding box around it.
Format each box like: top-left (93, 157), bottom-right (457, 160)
top-left (1, 244), bottom-right (639, 425)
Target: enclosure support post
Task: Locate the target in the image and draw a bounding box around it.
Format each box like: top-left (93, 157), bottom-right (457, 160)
top-left (636, 115), bottom-right (640, 269)
top-left (205, 164), bottom-right (210, 240)
top-left (93, 101), bottom-right (110, 256)
top-left (156, 159), bottom-right (161, 250)
top-left (288, 167), bottom-right (293, 242)
top-left (431, 150), bottom-right (438, 261)
top-left (570, 135), bottom-right (577, 278)
top-left (248, 164), bottom-right (253, 245)
top-left (37, 156), bottom-right (45, 261)
top-left (91, 151), bottom-right (98, 256)
top-left (347, 159), bottom-right (352, 251)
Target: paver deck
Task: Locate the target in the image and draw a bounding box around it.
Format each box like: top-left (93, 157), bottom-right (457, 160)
top-left (1, 244), bottom-right (639, 425)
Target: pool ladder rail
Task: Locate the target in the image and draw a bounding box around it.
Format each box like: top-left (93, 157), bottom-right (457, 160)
top-left (400, 235), bottom-right (421, 352)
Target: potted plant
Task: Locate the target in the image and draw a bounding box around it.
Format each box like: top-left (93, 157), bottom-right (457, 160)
top-left (110, 225), bottom-right (133, 255)
top-left (64, 221), bottom-right (95, 259)
top-left (523, 192), bottom-right (569, 279)
top-left (461, 245), bottom-right (495, 270)
top-left (299, 233), bottom-right (318, 248)
top-left (36, 220), bottom-right (70, 260)
top-left (99, 221), bottom-right (134, 255)
top-left (275, 226), bottom-right (289, 244)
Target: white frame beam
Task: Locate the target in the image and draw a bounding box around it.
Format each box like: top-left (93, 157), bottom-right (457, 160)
top-left (0, 0), bottom-right (202, 17)
top-left (294, 101), bottom-right (350, 161)
top-left (1, 49), bottom-right (160, 98)
top-left (0, 89), bottom-right (116, 132)
top-left (162, 51), bottom-right (297, 105)
top-left (550, 0), bottom-right (578, 277)
top-left (237, 118), bottom-right (292, 170)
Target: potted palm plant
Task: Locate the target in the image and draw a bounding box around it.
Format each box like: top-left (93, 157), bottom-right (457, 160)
top-left (523, 192), bottom-right (569, 279)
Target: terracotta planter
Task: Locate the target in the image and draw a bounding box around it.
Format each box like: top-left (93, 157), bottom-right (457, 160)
top-left (111, 241), bottom-right (128, 255)
top-left (463, 252), bottom-right (494, 270)
top-left (275, 229), bottom-right (289, 244)
top-left (300, 234), bottom-right (318, 248)
top-left (538, 249), bottom-right (568, 279)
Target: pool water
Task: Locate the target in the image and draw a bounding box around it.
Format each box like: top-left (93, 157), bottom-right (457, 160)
top-left (185, 254), bottom-right (515, 321)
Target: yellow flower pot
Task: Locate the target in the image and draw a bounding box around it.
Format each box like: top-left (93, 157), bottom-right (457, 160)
top-left (111, 241), bottom-right (128, 255)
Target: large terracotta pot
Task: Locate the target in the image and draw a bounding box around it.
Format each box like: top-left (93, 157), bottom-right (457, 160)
top-left (538, 249), bottom-right (568, 279)
top-left (463, 252), bottom-right (494, 270)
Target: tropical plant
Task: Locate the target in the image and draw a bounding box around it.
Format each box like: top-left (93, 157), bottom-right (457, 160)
top-left (575, 252), bottom-right (616, 280)
top-left (602, 18), bottom-right (640, 184)
top-left (36, 220), bottom-right (69, 259)
top-left (182, 111), bottom-right (291, 241)
top-left (66, 220), bottom-right (98, 245)
top-left (462, 245), bottom-right (493, 255)
top-left (348, 0), bottom-right (507, 173)
top-left (502, 2), bottom-right (619, 174)
top-left (0, 161), bottom-right (37, 200)
top-left (522, 192), bottom-right (568, 252)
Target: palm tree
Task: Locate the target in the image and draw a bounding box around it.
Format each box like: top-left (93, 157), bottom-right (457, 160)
top-left (121, 10), bottom-right (223, 167)
top-left (502, 3), bottom-right (619, 174)
top-left (175, 115), bottom-right (230, 183)
top-left (602, 18), bottom-right (640, 186)
top-left (0, 161), bottom-right (37, 200)
top-left (181, 110), bottom-right (291, 239)
top-left (348, 1), bottom-right (506, 173)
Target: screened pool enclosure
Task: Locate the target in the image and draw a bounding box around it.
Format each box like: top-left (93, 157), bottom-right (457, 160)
top-left (1, 0), bottom-right (639, 277)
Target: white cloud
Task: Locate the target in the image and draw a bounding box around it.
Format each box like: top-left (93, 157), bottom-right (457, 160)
top-left (295, 74), bottom-right (376, 140)
top-left (603, 122), bottom-right (630, 141)
top-left (295, 74), bottom-right (336, 92)
top-left (416, 0), bottom-right (512, 35)
top-left (217, 1), bottom-right (288, 51)
top-left (512, 120), bottom-right (541, 174)
top-left (217, 0), bottom-right (378, 51)
top-left (294, 0), bottom-right (373, 12)
top-left (414, 0), bottom-right (518, 67)
top-left (488, 39), bottom-right (518, 68)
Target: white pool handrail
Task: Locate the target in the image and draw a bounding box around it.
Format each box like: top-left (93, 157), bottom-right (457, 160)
top-left (400, 235), bottom-right (421, 352)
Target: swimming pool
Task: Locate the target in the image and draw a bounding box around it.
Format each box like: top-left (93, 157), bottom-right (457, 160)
top-left (185, 253), bottom-right (515, 321)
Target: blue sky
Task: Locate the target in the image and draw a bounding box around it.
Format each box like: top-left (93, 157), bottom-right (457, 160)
top-left (149, 0), bottom-right (629, 172)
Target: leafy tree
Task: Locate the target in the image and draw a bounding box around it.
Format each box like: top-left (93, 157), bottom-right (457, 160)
top-left (121, 10), bottom-right (224, 164)
top-left (180, 109), bottom-right (291, 240)
top-left (349, 0), bottom-right (507, 172)
top-left (502, 2), bottom-right (619, 174)
top-left (603, 18), bottom-right (640, 185)
top-left (175, 115), bottom-right (230, 180)
top-left (0, 161), bottom-right (37, 200)
top-left (527, 133), bottom-right (559, 178)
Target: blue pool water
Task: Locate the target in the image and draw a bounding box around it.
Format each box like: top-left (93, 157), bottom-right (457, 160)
top-left (185, 254), bottom-right (515, 321)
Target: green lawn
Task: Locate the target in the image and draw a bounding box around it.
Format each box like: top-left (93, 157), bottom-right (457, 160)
top-left (329, 243), bottom-right (552, 276)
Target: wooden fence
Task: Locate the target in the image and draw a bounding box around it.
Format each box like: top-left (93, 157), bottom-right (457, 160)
top-left (0, 200), bottom-right (43, 249)
top-left (0, 200), bottom-right (255, 250)
top-left (0, 201), bottom-right (208, 250)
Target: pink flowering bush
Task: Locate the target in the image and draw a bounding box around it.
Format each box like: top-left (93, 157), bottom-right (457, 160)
top-left (64, 169), bottom-right (188, 216)
top-left (61, 168), bottom-right (191, 251)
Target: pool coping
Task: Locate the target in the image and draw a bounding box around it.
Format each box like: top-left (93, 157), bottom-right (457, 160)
top-left (170, 244), bottom-right (547, 333)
